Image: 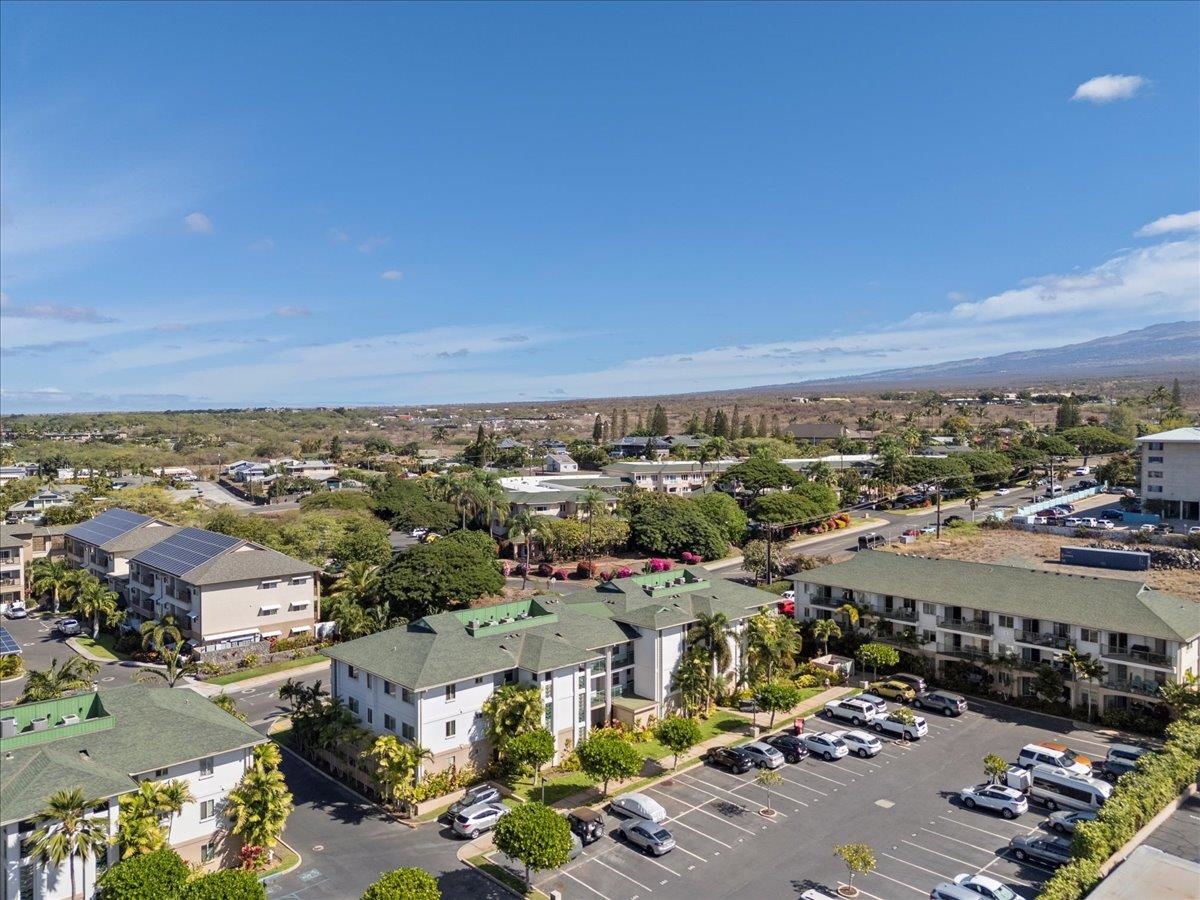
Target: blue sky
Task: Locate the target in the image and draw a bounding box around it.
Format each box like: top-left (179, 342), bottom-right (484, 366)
top-left (2, 1), bottom-right (1198, 412)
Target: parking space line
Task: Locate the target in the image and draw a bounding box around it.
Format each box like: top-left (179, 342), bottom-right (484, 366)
top-left (937, 814), bottom-right (1024, 841)
top-left (670, 773), bottom-right (781, 816)
top-left (880, 851), bottom-right (952, 882)
top-left (797, 766), bottom-right (847, 787)
top-left (671, 843), bottom-right (708, 863)
top-left (900, 839), bottom-right (986, 870)
top-left (920, 827), bottom-right (1002, 857)
top-left (974, 853), bottom-right (1043, 889)
top-left (665, 816), bottom-right (733, 849)
top-left (866, 869), bottom-right (931, 896)
top-left (593, 856), bottom-right (654, 893)
top-left (724, 778), bottom-right (807, 810)
top-left (773, 769), bottom-right (829, 795)
top-left (630, 849), bottom-right (681, 878)
top-left (690, 802), bottom-right (762, 835)
top-left (992, 849), bottom-right (1059, 877)
top-left (561, 869), bottom-right (612, 900)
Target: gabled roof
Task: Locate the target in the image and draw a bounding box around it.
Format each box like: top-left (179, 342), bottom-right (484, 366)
top-left (130, 526), bottom-right (317, 585)
top-left (793, 552), bottom-right (1200, 642)
top-left (1136, 427), bottom-right (1200, 444)
top-left (66, 508), bottom-right (176, 554)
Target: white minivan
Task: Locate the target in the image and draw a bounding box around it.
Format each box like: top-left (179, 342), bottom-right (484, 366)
top-left (1019, 765), bottom-right (1112, 812)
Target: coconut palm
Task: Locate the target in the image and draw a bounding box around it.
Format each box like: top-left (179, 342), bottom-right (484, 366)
top-left (746, 611), bottom-right (801, 684)
top-left (133, 645), bottom-right (198, 688)
top-left (670, 646), bottom-right (711, 716)
top-left (325, 595), bottom-right (376, 640)
top-left (836, 603), bottom-right (860, 631)
top-left (507, 511), bottom-right (538, 585)
top-left (227, 743), bottom-right (293, 857)
top-left (579, 489), bottom-right (605, 560)
top-left (29, 788), bottom-right (110, 900)
top-left (140, 615), bottom-right (182, 655)
top-left (72, 578), bottom-right (122, 640)
top-left (1062, 648), bottom-right (1107, 722)
top-left (812, 618), bottom-right (842, 657)
top-left (329, 560), bottom-right (382, 607)
top-left (29, 559), bottom-right (83, 614)
top-left (690, 613), bottom-right (732, 707)
top-left (20, 656), bottom-right (100, 703)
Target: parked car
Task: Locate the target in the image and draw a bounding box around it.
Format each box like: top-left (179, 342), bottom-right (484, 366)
top-left (1100, 509), bottom-right (1124, 520)
top-left (855, 692), bottom-right (889, 715)
top-left (452, 802), bottom-right (509, 838)
top-left (568, 831), bottom-right (583, 860)
top-left (1047, 809), bottom-right (1097, 835)
top-left (4, 602), bottom-right (28, 620)
top-left (873, 711), bottom-right (928, 741)
top-left (765, 733), bottom-right (810, 763)
top-left (930, 883), bottom-right (985, 900)
top-left (778, 597), bottom-right (795, 616)
top-left (1064, 517), bottom-right (1084, 527)
top-left (567, 807), bottom-right (606, 845)
top-left (902, 527), bottom-right (923, 538)
top-left (610, 792), bottom-right (667, 823)
top-left (942, 515), bottom-right (964, 526)
top-left (1017, 743), bottom-right (1092, 776)
top-left (889, 672), bottom-right (927, 694)
top-left (740, 741), bottom-right (785, 769)
top-left (1099, 756), bottom-right (1138, 782)
top-left (868, 679), bottom-right (916, 702)
top-left (800, 732), bottom-right (849, 761)
top-left (831, 729), bottom-right (882, 758)
top-left (1105, 743), bottom-right (1149, 766)
top-left (920, 524), bottom-right (938, 535)
top-left (959, 783), bottom-right (1028, 819)
top-left (703, 746), bottom-right (754, 775)
top-left (1188, 526), bottom-right (1200, 536)
top-left (1008, 833), bottom-right (1072, 867)
top-left (1073, 467), bottom-right (1091, 476)
top-left (620, 819), bottom-right (675, 856)
top-left (823, 698), bottom-right (878, 726)
top-left (799, 890), bottom-right (842, 900)
top-left (951, 873), bottom-right (1021, 899)
top-left (1155, 523), bottom-right (1175, 534)
top-left (409, 527), bottom-right (428, 538)
top-left (54, 618), bottom-right (82, 637)
top-left (913, 690), bottom-right (967, 716)
top-left (994, 488), bottom-right (1011, 496)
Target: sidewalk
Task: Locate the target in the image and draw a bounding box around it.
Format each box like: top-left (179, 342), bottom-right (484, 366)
top-left (184, 659), bottom-right (330, 697)
top-left (705, 516), bottom-right (888, 572)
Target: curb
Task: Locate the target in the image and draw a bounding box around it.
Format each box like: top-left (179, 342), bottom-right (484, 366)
top-left (461, 854), bottom-right (524, 899)
top-left (187, 658), bottom-right (330, 697)
top-left (258, 837), bottom-right (303, 882)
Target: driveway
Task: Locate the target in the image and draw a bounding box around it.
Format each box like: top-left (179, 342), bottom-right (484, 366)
top-left (265, 745), bottom-right (506, 900)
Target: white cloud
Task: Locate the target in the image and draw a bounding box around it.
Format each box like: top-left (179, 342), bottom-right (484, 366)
top-left (328, 228), bottom-right (350, 243)
top-left (1136, 210), bottom-right (1200, 237)
top-left (357, 236), bottom-right (389, 253)
top-left (946, 291), bottom-right (969, 302)
top-left (0, 295), bottom-right (116, 323)
top-left (380, 270), bottom-right (403, 281)
top-left (1071, 74), bottom-right (1149, 104)
top-left (274, 306), bottom-right (311, 318)
top-left (183, 212), bottom-right (214, 234)
top-left (248, 238), bottom-right (275, 252)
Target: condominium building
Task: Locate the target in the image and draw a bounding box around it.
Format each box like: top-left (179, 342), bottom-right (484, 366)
top-left (791, 553), bottom-right (1200, 714)
top-left (0, 527), bottom-right (29, 614)
top-left (64, 509), bottom-right (180, 598)
top-left (325, 568), bottom-right (775, 774)
top-left (497, 475), bottom-right (623, 526)
top-left (1136, 427), bottom-right (1200, 522)
top-left (1, 685), bottom-right (267, 899)
top-left (602, 459), bottom-right (737, 494)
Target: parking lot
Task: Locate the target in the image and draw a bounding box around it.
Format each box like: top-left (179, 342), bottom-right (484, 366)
top-left (489, 698), bottom-right (1145, 900)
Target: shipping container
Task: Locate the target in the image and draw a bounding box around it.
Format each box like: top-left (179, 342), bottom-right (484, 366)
top-left (1060, 546), bottom-right (1150, 572)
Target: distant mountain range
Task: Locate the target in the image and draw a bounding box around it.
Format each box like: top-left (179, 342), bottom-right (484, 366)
top-left (755, 321), bottom-right (1199, 392)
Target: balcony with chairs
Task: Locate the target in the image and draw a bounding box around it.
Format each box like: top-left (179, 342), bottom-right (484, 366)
top-left (1101, 645), bottom-right (1173, 669)
top-left (1105, 676), bottom-right (1165, 697)
top-left (937, 617), bottom-right (994, 636)
top-left (1014, 630), bottom-right (1071, 650)
top-left (877, 606), bottom-right (919, 623)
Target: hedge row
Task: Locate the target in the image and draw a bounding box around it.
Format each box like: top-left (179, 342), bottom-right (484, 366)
top-left (1037, 713), bottom-right (1200, 900)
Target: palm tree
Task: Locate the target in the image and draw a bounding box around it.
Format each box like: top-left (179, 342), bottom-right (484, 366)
top-left (836, 603), bottom-right (860, 632)
top-left (20, 656), bottom-right (100, 703)
top-left (963, 484), bottom-right (982, 521)
top-left (140, 615), bottom-right (182, 655)
top-left (812, 618), bottom-right (842, 657)
top-left (507, 511), bottom-right (538, 584)
top-left (29, 788), bottom-right (110, 900)
top-left (157, 779), bottom-right (194, 844)
top-left (806, 461), bottom-right (837, 490)
top-left (670, 646), bottom-right (711, 716)
top-left (746, 611), bottom-right (801, 684)
top-left (227, 744), bottom-right (293, 858)
top-left (72, 578), bottom-right (122, 640)
top-left (690, 613), bottom-right (732, 708)
top-left (29, 559), bottom-right (82, 614)
top-left (330, 560), bottom-right (381, 607)
top-left (325, 596), bottom-right (376, 640)
top-left (579, 489), bottom-right (605, 560)
top-left (1063, 648), bottom-right (1107, 722)
top-left (133, 645), bottom-right (198, 687)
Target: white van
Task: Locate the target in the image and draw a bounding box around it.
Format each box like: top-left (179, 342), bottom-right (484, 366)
top-left (1017, 764), bottom-right (1112, 812)
top-left (1017, 743), bottom-right (1092, 776)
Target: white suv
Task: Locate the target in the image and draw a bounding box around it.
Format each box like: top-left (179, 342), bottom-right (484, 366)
top-left (822, 698), bottom-right (877, 726)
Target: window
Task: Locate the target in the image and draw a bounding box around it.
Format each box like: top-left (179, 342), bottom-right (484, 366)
top-left (922, 603), bottom-right (936, 616)
top-left (445, 720), bottom-right (457, 738)
top-left (200, 842), bottom-right (217, 864)
top-left (260, 580), bottom-right (280, 590)
top-left (290, 626), bottom-right (311, 635)
top-left (154, 767), bottom-right (168, 778)
top-left (289, 601), bottom-right (309, 611)
top-left (1080, 628), bottom-right (1099, 643)
top-left (401, 687), bottom-right (414, 703)
top-left (1148, 455), bottom-right (1164, 463)
top-left (200, 799), bottom-right (216, 820)
top-left (998, 615), bottom-right (1014, 629)
top-left (384, 713), bottom-right (396, 731)
top-left (543, 672), bottom-right (552, 682)
top-left (258, 605), bottom-right (280, 616)
top-left (366, 674), bottom-right (373, 689)
top-left (366, 708), bottom-right (373, 724)
top-left (348, 697), bottom-right (359, 714)
top-left (1149, 486), bottom-right (1163, 493)
top-left (401, 722), bottom-right (415, 740)
top-left (1148, 471), bottom-right (1163, 479)
top-left (1147, 441), bottom-right (1164, 451)
top-left (383, 680), bottom-right (394, 696)
top-left (445, 683), bottom-right (456, 701)
top-left (290, 576), bottom-right (308, 585)
top-left (347, 665), bottom-right (359, 680)
top-left (474, 676), bottom-right (484, 685)
top-left (199, 757), bottom-right (214, 778)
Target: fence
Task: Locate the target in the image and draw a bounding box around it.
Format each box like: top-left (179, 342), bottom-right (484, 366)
top-left (1016, 484), bottom-right (1106, 517)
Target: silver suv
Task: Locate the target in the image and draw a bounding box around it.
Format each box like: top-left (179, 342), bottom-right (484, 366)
top-left (913, 690), bottom-right (967, 716)
top-left (452, 802), bottom-right (509, 838)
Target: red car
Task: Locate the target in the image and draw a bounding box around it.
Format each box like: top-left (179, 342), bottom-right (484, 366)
top-left (778, 598), bottom-right (795, 616)
top-left (902, 528), bottom-right (922, 537)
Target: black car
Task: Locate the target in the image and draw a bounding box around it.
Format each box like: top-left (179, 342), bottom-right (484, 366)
top-left (941, 515), bottom-right (964, 526)
top-left (765, 734), bottom-right (810, 764)
top-left (566, 807), bottom-right (606, 845)
top-left (1100, 509), bottom-right (1124, 521)
top-left (1099, 757), bottom-right (1138, 783)
top-left (703, 746), bottom-right (754, 774)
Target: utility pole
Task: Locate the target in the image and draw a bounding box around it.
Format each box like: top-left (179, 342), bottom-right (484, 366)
top-left (935, 484), bottom-right (943, 539)
top-left (765, 524), bottom-right (774, 586)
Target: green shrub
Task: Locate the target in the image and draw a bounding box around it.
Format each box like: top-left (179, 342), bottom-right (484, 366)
top-left (794, 674), bottom-right (819, 688)
top-left (361, 867), bottom-right (441, 900)
top-left (1035, 858), bottom-right (1101, 900)
top-left (97, 848), bottom-right (189, 899)
top-left (179, 869), bottom-right (266, 900)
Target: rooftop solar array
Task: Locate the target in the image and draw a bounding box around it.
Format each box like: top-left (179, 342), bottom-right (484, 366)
top-left (132, 527), bottom-right (241, 577)
top-left (66, 508), bottom-right (153, 547)
top-left (0, 626), bottom-right (20, 656)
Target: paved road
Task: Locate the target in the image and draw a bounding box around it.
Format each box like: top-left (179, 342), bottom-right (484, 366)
top-left (1142, 792), bottom-right (1200, 863)
top-left (263, 739), bottom-right (505, 900)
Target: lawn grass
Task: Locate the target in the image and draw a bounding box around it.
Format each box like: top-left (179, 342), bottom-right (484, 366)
top-left (470, 854), bottom-right (550, 899)
top-left (257, 843), bottom-right (301, 880)
top-left (72, 633), bottom-right (124, 661)
top-left (637, 709), bottom-right (748, 761)
top-left (510, 770), bottom-right (596, 805)
top-left (206, 654), bottom-right (326, 685)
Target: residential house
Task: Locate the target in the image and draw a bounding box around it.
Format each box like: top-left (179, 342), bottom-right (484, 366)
top-left (222, 461), bottom-right (274, 484)
top-left (4, 491), bottom-right (72, 526)
top-left (782, 423), bottom-right (871, 444)
top-left (153, 467), bottom-right (197, 482)
top-left (0, 467), bottom-right (33, 486)
top-left (494, 476), bottom-right (623, 536)
top-left (791, 553), bottom-right (1199, 715)
top-left (125, 526), bottom-right (319, 648)
top-left (602, 459), bottom-right (737, 494)
top-left (1136, 427), bottom-right (1200, 522)
top-left (1, 685), bottom-right (268, 897)
top-left (325, 569), bottom-right (776, 774)
top-left (608, 436), bottom-right (672, 459)
top-left (544, 453), bottom-right (578, 474)
top-left (280, 460), bottom-right (339, 481)
top-left (64, 509), bottom-right (180, 600)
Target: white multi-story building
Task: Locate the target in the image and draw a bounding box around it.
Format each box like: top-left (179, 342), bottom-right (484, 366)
top-left (791, 552), bottom-right (1200, 715)
top-left (325, 569), bottom-right (775, 774)
top-left (602, 460), bottom-right (738, 494)
top-left (0, 685), bottom-right (268, 898)
top-left (1136, 427), bottom-right (1200, 522)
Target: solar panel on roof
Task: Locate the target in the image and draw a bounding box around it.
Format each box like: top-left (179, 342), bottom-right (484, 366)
top-left (133, 527), bottom-right (241, 577)
top-left (67, 508), bottom-right (153, 547)
top-left (0, 626), bottom-right (20, 656)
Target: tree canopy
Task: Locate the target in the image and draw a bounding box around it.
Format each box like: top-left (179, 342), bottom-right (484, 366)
top-left (380, 529), bottom-right (503, 621)
top-left (688, 492), bottom-right (748, 545)
top-left (717, 457), bottom-right (801, 496)
top-left (576, 731), bottom-right (642, 796)
top-left (493, 802), bottom-right (573, 889)
top-left (360, 867), bottom-right (441, 900)
top-left (622, 492), bottom-right (728, 560)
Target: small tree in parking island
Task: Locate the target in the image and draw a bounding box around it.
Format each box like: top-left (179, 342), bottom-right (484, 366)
top-left (652, 715), bottom-right (703, 770)
top-left (855, 643), bottom-right (899, 681)
top-left (984, 753), bottom-right (1009, 784)
top-left (756, 768), bottom-right (782, 814)
top-left (576, 731), bottom-right (642, 796)
top-left (493, 802), bottom-right (572, 890)
top-left (360, 867), bottom-right (441, 900)
top-left (833, 843), bottom-right (876, 894)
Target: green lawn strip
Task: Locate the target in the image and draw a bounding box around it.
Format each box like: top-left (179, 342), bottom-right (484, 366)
top-left (72, 633), bottom-right (124, 661)
top-left (509, 770), bottom-right (597, 805)
top-left (637, 709), bottom-right (747, 760)
top-left (469, 854), bottom-right (549, 899)
top-left (206, 653), bottom-right (324, 685)
top-left (257, 843), bottom-right (301, 880)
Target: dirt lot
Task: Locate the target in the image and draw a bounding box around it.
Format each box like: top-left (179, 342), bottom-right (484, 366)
top-left (884, 528), bottom-right (1200, 599)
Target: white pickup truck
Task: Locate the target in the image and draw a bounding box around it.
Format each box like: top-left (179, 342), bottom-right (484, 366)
top-left (822, 698), bottom-right (878, 726)
top-left (872, 711), bottom-right (928, 740)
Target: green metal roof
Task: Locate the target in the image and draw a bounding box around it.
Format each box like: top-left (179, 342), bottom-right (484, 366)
top-left (0, 685), bottom-right (266, 825)
top-left (793, 552), bottom-right (1200, 643)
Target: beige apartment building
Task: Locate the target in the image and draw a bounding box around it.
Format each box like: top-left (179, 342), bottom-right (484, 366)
top-left (0, 527), bottom-right (30, 613)
top-left (64, 508), bottom-right (180, 598)
top-left (1137, 426), bottom-right (1200, 522)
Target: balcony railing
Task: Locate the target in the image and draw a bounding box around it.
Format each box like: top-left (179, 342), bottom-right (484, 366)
top-left (878, 607), bottom-right (919, 623)
top-left (1101, 647), bottom-right (1172, 668)
top-left (811, 595), bottom-right (841, 609)
top-left (1015, 631), bottom-right (1071, 650)
top-left (611, 652), bottom-right (635, 669)
top-left (936, 644), bottom-right (991, 661)
top-left (1105, 678), bottom-right (1164, 697)
top-left (937, 617), bottom-right (994, 636)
